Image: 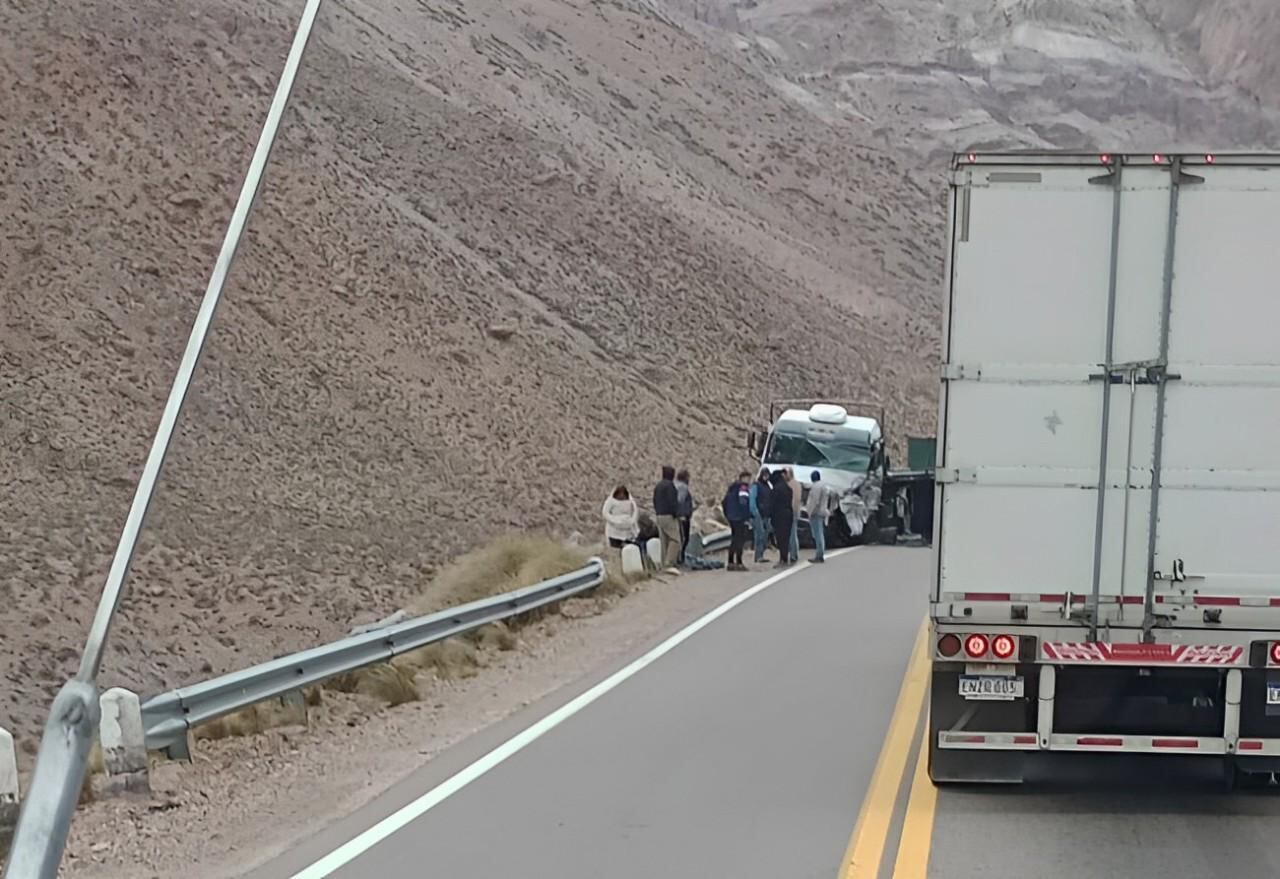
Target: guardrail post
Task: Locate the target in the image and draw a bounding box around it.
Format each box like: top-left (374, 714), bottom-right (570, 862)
top-left (99, 689), bottom-right (149, 794)
top-left (0, 726), bottom-right (18, 839)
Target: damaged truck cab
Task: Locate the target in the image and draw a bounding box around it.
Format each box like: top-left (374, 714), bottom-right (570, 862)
top-left (747, 401), bottom-right (895, 546)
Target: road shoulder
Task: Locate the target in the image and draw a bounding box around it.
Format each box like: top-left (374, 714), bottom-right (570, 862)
top-left (61, 565), bottom-right (772, 878)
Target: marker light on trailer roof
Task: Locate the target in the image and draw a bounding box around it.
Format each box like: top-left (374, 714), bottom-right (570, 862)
top-left (1153, 153), bottom-right (1166, 163)
top-left (1100, 153), bottom-right (1112, 165)
top-left (967, 152), bottom-right (977, 163)
top-left (1206, 153), bottom-right (1216, 164)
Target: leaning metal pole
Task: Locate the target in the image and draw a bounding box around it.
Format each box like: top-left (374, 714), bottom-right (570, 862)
top-left (2, 2), bottom-right (324, 875)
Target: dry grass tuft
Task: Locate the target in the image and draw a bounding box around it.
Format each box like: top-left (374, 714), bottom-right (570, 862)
top-left (350, 663), bottom-right (420, 706)
top-left (477, 622), bottom-right (519, 652)
top-left (193, 693), bottom-right (311, 743)
top-left (408, 534), bottom-right (591, 626)
top-left (394, 639), bottom-right (484, 681)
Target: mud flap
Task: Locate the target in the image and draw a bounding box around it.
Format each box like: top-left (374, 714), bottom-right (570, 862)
top-left (928, 734), bottom-right (1026, 784)
top-left (928, 670), bottom-right (1027, 785)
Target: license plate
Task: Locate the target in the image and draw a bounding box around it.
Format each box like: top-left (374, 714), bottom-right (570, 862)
top-left (1267, 683), bottom-right (1280, 706)
top-left (959, 675), bottom-right (1024, 701)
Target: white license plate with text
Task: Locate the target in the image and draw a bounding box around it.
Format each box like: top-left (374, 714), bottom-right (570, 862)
top-left (959, 675), bottom-right (1024, 701)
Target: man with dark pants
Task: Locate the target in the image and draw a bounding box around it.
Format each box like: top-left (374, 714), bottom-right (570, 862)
top-left (722, 471), bottom-right (753, 571)
top-left (653, 465), bottom-right (682, 571)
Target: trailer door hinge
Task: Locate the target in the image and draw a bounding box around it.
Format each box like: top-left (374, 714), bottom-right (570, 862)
top-left (941, 363), bottom-right (980, 381)
top-left (936, 467), bottom-right (977, 485)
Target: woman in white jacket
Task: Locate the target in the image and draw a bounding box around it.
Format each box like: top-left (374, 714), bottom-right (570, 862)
top-left (602, 484), bottom-right (640, 549)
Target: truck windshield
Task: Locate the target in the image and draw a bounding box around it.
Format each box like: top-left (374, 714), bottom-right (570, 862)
top-left (764, 431), bottom-right (872, 473)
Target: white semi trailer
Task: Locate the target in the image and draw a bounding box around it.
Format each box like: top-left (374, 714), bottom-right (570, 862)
top-left (929, 152), bottom-right (1280, 786)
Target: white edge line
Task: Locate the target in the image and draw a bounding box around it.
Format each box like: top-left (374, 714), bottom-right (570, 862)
top-left (290, 547), bottom-right (855, 878)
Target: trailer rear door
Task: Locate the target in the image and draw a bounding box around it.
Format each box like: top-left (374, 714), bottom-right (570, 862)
top-left (935, 155), bottom-right (1280, 631)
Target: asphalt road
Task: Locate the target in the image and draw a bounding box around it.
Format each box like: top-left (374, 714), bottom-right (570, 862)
top-left (927, 755), bottom-right (1280, 878)
top-left (249, 547), bottom-right (928, 879)
top-left (248, 544), bottom-right (1280, 879)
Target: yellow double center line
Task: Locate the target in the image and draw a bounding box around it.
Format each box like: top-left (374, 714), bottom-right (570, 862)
top-left (837, 618), bottom-right (937, 879)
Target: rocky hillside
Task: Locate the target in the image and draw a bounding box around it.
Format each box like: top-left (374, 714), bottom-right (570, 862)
top-left (3, 0), bottom-right (1277, 747)
top-left (683, 0), bottom-right (1280, 159)
top-left (0, 0), bottom-right (937, 744)
top-left (1140, 0), bottom-right (1280, 102)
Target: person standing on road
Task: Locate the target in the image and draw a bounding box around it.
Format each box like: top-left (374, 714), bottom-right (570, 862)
top-left (721, 471), bottom-right (753, 571)
top-left (804, 470), bottom-right (834, 563)
top-left (653, 465), bottom-right (682, 572)
top-left (749, 468), bottom-right (773, 564)
top-left (769, 469), bottom-right (795, 567)
top-left (675, 468), bottom-right (694, 566)
top-left (785, 467), bottom-right (802, 563)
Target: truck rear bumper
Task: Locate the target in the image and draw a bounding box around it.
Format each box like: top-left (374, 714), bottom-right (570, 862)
top-left (933, 663), bottom-right (1280, 759)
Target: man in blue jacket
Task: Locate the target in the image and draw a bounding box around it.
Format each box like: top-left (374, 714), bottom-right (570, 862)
top-left (748, 468), bottom-right (773, 564)
top-left (722, 471), bottom-right (753, 571)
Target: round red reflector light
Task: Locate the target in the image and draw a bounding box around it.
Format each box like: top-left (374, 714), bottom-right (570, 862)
top-left (1099, 153), bottom-right (1112, 165)
top-left (938, 634), bottom-right (962, 658)
top-left (1269, 642), bottom-right (1280, 665)
top-left (992, 634), bottom-right (1018, 659)
top-left (1205, 153), bottom-right (1216, 164)
top-left (1153, 153), bottom-right (1165, 163)
top-left (964, 634), bottom-right (990, 659)
top-left (966, 152), bottom-right (978, 163)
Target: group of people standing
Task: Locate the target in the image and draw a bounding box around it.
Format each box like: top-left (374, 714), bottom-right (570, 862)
top-left (602, 464), bottom-right (836, 576)
top-left (602, 466), bottom-right (697, 574)
top-left (721, 467), bottom-right (835, 570)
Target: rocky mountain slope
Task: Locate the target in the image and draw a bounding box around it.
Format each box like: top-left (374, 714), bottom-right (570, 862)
top-left (2, 0), bottom-right (1276, 746)
top-left (683, 0), bottom-right (1280, 159)
top-left (1, 0), bottom-right (937, 745)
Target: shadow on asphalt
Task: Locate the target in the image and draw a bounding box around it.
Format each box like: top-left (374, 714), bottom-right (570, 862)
top-left (941, 754), bottom-right (1280, 817)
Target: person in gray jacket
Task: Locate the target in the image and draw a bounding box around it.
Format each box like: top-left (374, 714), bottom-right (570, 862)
top-left (804, 470), bottom-right (835, 563)
top-left (675, 468), bottom-right (694, 565)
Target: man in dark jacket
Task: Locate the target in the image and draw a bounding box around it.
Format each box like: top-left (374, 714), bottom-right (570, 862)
top-left (654, 465), bottom-right (682, 570)
top-left (721, 471), bottom-right (753, 571)
top-left (749, 468), bottom-right (774, 564)
top-left (769, 469), bottom-right (795, 567)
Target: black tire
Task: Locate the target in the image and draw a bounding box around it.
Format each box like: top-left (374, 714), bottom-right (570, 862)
top-left (860, 520), bottom-right (880, 545)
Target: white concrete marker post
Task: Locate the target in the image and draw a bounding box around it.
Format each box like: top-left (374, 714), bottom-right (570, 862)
top-left (620, 544), bottom-right (643, 576)
top-left (99, 688), bottom-right (149, 794)
top-left (0, 726), bottom-right (18, 833)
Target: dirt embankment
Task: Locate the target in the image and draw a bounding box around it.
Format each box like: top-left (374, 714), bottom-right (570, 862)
top-left (0, 0), bottom-right (939, 746)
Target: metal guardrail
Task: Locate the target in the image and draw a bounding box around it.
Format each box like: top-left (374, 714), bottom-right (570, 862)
top-left (701, 528), bottom-right (730, 554)
top-left (141, 558), bottom-right (606, 757)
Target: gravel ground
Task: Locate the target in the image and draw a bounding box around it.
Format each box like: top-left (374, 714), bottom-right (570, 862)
top-left (58, 564), bottom-right (768, 878)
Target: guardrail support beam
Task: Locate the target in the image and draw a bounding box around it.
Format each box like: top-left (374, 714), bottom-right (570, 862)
top-left (0, 726), bottom-right (18, 839)
top-left (100, 689), bottom-right (149, 794)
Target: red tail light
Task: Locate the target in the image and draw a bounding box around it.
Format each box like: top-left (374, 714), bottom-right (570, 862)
top-left (964, 634), bottom-right (990, 659)
top-left (938, 634), bottom-right (962, 658)
top-left (1269, 641), bottom-right (1280, 665)
top-left (992, 634), bottom-right (1018, 660)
